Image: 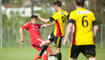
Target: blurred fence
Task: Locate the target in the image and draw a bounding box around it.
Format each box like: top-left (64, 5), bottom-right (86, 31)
top-left (0, 24), bottom-right (105, 48)
top-left (96, 24), bottom-right (105, 48)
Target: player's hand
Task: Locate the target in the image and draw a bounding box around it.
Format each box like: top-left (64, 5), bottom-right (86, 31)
top-left (37, 14), bottom-right (40, 18)
top-left (20, 38), bottom-right (24, 43)
top-left (63, 38), bottom-right (68, 46)
top-left (93, 36), bottom-right (96, 43)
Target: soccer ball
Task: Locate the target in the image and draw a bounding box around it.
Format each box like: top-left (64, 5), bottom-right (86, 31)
top-left (48, 56), bottom-right (56, 60)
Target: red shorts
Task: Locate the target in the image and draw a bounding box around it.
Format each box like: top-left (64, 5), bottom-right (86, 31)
top-left (31, 38), bottom-right (45, 52)
top-left (31, 38), bottom-right (53, 55)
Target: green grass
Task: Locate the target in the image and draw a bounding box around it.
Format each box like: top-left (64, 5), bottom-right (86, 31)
top-left (0, 45), bottom-right (105, 60)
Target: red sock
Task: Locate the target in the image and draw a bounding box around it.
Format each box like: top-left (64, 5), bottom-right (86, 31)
top-left (47, 46), bottom-right (54, 55)
top-left (43, 54), bottom-right (48, 60)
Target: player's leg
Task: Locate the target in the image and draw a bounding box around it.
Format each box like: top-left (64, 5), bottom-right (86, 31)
top-left (69, 58), bottom-right (76, 60)
top-left (33, 45), bottom-right (49, 60)
top-left (31, 40), bottom-right (41, 52)
top-left (54, 37), bottom-right (62, 60)
top-left (40, 40), bottom-right (54, 55)
top-left (36, 38), bottom-right (54, 55)
top-left (43, 42), bottom-right (56, 60)
top-left (89, 57), bottom-right (97, 60)
top-left (32, 45), bottom-right (42, 60)
top-left (39, 32), bottom-right (55, 56)
top-left (82, 45), bottom-right (97, 60)
top-left (32, 41), bottom-right (49, 60)
top-left (55, 48), bottom-right (62, 60)
top-left (39, 39), bottom-right (52, 56)
top-left (47, 46), bottom-right (54, 55)
top-left (68, 45), bottom-right (80, 60)
top-left (31, 38), bottom-right (49, 60)
top-left (43, 51), bottom-right (48, 60)
top-left (34, 33), bottom-right (55, 60)
top-left (38, 40), bottom-right (49, 60)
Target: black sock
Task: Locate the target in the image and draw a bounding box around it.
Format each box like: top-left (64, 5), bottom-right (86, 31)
top-left (39, 45), bottom-right (48, 56)
top-left (56, 52), bottom-right (62, 60)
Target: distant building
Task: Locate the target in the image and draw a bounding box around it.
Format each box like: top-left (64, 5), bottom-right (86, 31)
top-left (2, 0), bottom-right (42, 18)
top-left (2, 0), bottom-right (55, 18)
top-left (2, 6), bottom-right (42, 18)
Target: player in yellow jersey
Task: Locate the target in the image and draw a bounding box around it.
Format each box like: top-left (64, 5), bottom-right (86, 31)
top-left (34, 1), bottom-right (68, 60)
top-left (63, 0), bottom-right (98, 60)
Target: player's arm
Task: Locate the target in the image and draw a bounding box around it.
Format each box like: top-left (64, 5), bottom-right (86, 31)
top-left (63, 23), bottom-right (73, 45)
top-left (19, 28), bottom-right (24, 43)
top-left (41, 22), bottom-right (55, 28)
top-left (63, 12), bottom-right (75, 45)
top-left (93, 25), bottom-right (98, 38)
top-left (92, 21), bottom-right (99, 38)
top-left (37, 14), bottom-right (50, 23)
top-left (37, 12), bottom-right (58, 23)
top-left (92, 12), bottom-right (99, 39)
top-left (19, 22), bottom-right (30, 43)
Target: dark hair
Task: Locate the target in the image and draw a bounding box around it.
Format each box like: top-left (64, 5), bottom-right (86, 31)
top-left (31, 15), bottom-right (38, 19)
top-left (54, 1), bottom-right (62, 7)
top-left (75, 0), bottom-right (85, 6)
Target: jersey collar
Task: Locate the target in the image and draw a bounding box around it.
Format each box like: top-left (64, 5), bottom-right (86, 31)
top-left (77, 8), bottom-right (85, 10)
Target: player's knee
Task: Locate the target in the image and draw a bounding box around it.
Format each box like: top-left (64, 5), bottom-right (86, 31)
top-left (55, 48), bottom-right (61, 53)
top-left (89, 57), bottom-right (97, 60)
top-left (44, 51), bottom-right (48, 54)
top-left (45, 40), bottom-right (52, 45)
top-left (69, 58), bottom-right (76, 60)
top-left (45, 42), bottom-right (49, 46)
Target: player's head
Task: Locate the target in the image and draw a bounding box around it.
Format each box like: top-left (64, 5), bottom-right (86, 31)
top-left (74, 0), bottom-right (85, 7)
top-left (30, 15), bottom-right (38, 24)
top-left (54, 1), bottom-right (62, 11)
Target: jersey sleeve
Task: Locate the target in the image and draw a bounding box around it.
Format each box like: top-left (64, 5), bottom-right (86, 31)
top-left (22, 22), bottom-right (30, 30)
top-left (91, 12), bottom-right (96, 21)
top-left (36, 24), bottom-right (43, 28)
top-left (68, 12), bottom-right (76, 23)
top-left (91, 12), bottom-right (97, 26)
top-left (49, 13), bottom-right (58, 22)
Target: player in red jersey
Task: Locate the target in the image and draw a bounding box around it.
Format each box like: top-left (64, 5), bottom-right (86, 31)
top-left (19, 15), bottom-right (54, 60)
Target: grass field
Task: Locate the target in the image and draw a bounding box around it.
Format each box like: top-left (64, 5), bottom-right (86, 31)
top-left (0, 45), bottom-right (105, 60)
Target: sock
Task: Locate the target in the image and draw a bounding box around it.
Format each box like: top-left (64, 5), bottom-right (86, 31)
top-left (43, 54), bottom-right (48, 60)
top-left (47, 46), bottom-right (53, 55)
top-left (56, 52), bottom-right (62, 60)
top-left (39, 45), bottom-right (48, 56)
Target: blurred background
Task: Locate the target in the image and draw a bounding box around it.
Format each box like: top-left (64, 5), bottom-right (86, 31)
top-left (0, 0), bottom-right (105, 60)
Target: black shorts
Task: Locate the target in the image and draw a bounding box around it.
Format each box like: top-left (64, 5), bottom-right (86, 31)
top-left (48, 32), bottom-right (63, 48)
top-left (69, 45), bottom-right (96, 59)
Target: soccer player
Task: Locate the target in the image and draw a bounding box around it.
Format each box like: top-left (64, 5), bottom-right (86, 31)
top-left (34, 1), bottom-right (68, 60)
top-left (63, 0), bottom-right (99, 60)
top-left (20, 15), bottom-right (54, 60)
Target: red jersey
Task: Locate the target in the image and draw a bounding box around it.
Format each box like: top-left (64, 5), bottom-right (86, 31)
top-left (22, 22), bottom-right (42, 40)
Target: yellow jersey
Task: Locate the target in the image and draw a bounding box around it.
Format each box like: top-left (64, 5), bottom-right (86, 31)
top-left (49, 10), bottom-right (68, 37)
top-left (69, 8), bottom-right (96, 45)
